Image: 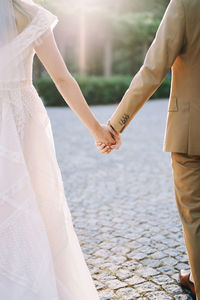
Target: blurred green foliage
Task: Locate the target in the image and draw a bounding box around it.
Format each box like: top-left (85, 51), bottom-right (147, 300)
top-left (35, 75), bottom-right (171, 106)
top-left (35, 0), bottom-right (169, 75)
top-left (34, 0), bottom-right (171, 104)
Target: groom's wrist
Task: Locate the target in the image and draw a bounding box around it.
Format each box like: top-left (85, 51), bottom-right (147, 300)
top-left (107, 120), bottom-right (118, 133)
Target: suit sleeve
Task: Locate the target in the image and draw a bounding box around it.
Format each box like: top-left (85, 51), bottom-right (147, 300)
top-left (109, 0), bottom-right (186, 133)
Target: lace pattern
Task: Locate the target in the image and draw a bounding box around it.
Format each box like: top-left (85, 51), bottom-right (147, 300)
top-left (0, 144), bottom-right (24, 164)
top-left (0, 84), bottom-right (49, 142)
top-left (0, 5), bottom-right (58, 141)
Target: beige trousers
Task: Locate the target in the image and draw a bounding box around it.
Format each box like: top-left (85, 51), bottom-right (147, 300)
top-left (171, 152), bottom-right (200, 299)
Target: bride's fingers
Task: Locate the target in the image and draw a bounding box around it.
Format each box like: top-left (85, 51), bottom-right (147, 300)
top-left (97, 144), bottom-right (106, 150)
top-left (99, 145), bottom-right (111, 154)
top-left (106, 148), bottom-right (112, 154)
top-left (100, 146), bottom-right (110, 153)
top-left (96, 143), bottom-right (113, 149)
top-left (95, 142), bottom-right (113, 154)
top-left (96, 142), bottom-right (111, 148)
top-left (96, 143), bottom-right (112, 149)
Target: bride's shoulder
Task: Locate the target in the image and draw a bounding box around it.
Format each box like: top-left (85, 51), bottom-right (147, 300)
top-left (14, 8), bottom-right (29, 34)
top-left (14, 1), bottom-right (39, 33)
top-left (14, 0), bottom-right (58, 31)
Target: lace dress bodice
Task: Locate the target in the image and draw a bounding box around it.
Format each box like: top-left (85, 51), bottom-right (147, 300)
top-left (0, 5), bottom-right (58, 141)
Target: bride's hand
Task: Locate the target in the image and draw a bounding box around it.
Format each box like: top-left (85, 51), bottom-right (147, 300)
top-left (95, 125), bottom-right (121, 154)
top-left (92, 124), bottom-right (116, 154)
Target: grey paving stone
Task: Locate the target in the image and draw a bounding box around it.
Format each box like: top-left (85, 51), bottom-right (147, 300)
top-left (141, 258), bottom-right (161, 268)
top-left (116, 269), bottom-right (133, 280)
top-left (176, 263), bottom-right (190, 270)
top-left (174, 294), bottom-right (194, 300)
top-left (161, 256), bottom-right (178, 266)
top-left (127, 251), bottom-right (147, 261)
top-left (125, 275), bottom-right (146, 285)
top-left (164, 248), bottom-right (180, 257)
top-left (151, 251), bottom-right (168, 259)
top-left (94, 280), bottom-right (106, 290)
top-left (99, 241), bottom-right (116, 250)
top-left (116, 287), bottom-right (140, 299)
top-left (136, 266), bottom-right (160, 278)
top-left (134, 281), bottom-right (160, 293)
top-left (139, 246), bottom-right (156, 255)
top-left (151, 274), bottom-right (175, 285)
top-left (109, 255), bottom-right (127, 265)
top-left (163, 284), bottom-right (184, 295)
top-left (145, 291), bottom-right (173, 299)
top-left (157, 265), bottom-right (177, 275)
top-left (98, 289), bottom-right (116, 299)
top-left (94, 273), bottom-right (116, 283)
top-left (121, 260), bottom-right (142, 271)
top-left (94, 249), bottom-right (110, 258)
top-left (111, 246), bottom-right (130, 255)
top-left (106, 279), bottom-right (128, 290)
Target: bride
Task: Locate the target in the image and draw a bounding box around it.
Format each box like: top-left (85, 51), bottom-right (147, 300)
top-left (0, 0), bottom-right (121, 299)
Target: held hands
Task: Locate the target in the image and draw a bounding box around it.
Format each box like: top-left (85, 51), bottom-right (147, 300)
top-left (93, 124), bottom-right (121, 154)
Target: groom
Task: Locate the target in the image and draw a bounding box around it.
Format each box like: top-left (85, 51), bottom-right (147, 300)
top-left (98, 0), bottom-right (200, 298)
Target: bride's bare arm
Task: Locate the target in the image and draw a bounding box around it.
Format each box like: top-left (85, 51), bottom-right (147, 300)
top-left (34, 29), bottom-right (116, 146)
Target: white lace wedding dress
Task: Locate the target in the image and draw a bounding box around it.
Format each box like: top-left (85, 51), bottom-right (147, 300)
top-left (0, 4), bottom-right (100, 300)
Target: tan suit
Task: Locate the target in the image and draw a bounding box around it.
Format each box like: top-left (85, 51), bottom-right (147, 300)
top-left (109, 0), bottom-right (200, 297)
top-left (110, 0), bottom-right (200, 156)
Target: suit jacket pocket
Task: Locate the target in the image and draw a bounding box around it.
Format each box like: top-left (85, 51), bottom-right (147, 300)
top-left (168, 97), bottom-right (178, 112)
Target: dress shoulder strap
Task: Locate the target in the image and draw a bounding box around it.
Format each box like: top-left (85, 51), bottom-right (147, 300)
top-left (0, 5), bottom-right (58, 71)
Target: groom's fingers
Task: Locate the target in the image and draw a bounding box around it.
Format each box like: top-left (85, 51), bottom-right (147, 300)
top-left (109, 126), bottom-right (117, 137)
top-left (115, 140), bottom-right (121, 150)
top-left (109, 127), bottom-right (121, 143)
top-left (110, 139), bottom-right (121, 150)
top-left (108, 127), bottom-right (122, 146)
top-left (115, 133), bottom-right (122, 143)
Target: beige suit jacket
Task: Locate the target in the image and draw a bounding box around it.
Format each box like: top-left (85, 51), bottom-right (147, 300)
top-left (109, 0), bottom-right (200, 155)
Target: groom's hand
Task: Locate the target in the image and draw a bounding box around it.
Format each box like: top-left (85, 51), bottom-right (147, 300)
top-left (109, 124), bottom-right (121, 150)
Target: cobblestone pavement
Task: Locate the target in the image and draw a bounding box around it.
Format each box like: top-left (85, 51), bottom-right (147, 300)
top-left (47, 100), bottom-right (194, 300)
